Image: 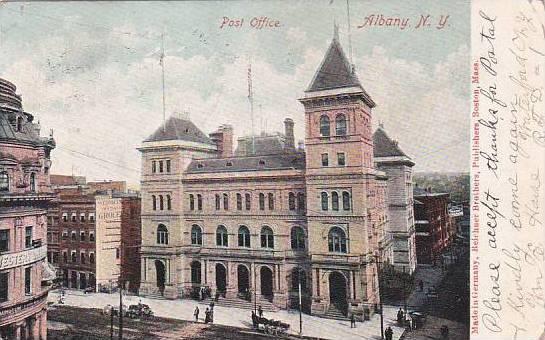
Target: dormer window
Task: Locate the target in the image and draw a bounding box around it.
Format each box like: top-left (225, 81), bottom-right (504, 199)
top-left (259, 160), bottom-right (265, 165)
top-left (226, 161), bottom-right (233, 167)
top-left (197, 163), bottom-right (204, 169)
top-left (16, 116), bottom-right (23, 132)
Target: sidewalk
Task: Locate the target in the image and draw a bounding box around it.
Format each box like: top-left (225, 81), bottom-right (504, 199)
top-left (406, 265), bottom-right (444, 309)
top-left (49, 290), bottom-right (405, 340)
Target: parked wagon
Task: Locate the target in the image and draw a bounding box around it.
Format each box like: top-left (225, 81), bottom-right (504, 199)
top-left (251, 312), bottom-right (290, 336)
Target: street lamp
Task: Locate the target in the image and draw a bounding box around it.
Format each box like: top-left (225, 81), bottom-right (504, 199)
top-left (298, 268), bottom-right (303, 337)
top-left (373, 254), bottom-right (384, 340)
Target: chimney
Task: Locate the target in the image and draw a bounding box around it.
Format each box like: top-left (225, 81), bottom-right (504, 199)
top-left (284, 118), bottom-right (295, 150)
top-left (297, 140), bottom-right (305, 151)
top-left (209, 124), bottom-right (234, 158)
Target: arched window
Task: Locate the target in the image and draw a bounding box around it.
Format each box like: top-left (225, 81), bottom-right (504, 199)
top-left (332, 192), bottom-right (339, 211)
top-left (159, 195), bottom-right (164, 210)
top-left (197, 194), bottom-right (203, 210)
top-left (223, 193), bottom-right (229, 210)
top-left (189, 194), bottom-right (195, 210)
top-left (166, 195), bottom-right (172, 210)
top-left (297, 192), bottom-right (305, 210)
top-left (245, 193), bottom-right (251, 210)
top-left (320, 115), bottom-right (330, 137)
top-left (216, 225), bottom-right (228, 247)
top-left (259, 193), bottom-right (265, 210)
top-left (288, 192), bottom-right (296, 211)
top-left (236, 193), bottom-right (242, 210)
top-left (343, 191), bottom-right (351, 211)
top-left (157, 224), bottom-right (169, 245)
top-left (321, 192), bottom-right (329, 211)
top-left (335, 114), bottom-right (347, 135)
top-left (268, 193), bottom-right (274, 210)
top-left (328, 227), bottom-right (347, 253)
top-left (290, 226), bottom-right (305, 250)
top-left (29, 173), bottom-right (36, 192)
top-left (238, 226), bottom-right (251, 248)
top-left (0, 172), bottom-right (8, 192)
top-left (215, 194), bottom-right (221, 210)
top-left (260, 226), bottom-right (274, 249)
top-left (191, 225), bottom-right (202, 245)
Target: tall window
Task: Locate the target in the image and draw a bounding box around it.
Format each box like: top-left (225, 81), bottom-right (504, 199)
top-left (335, 114), bottom-right (347, 135)
top-left (89, 232), bottom-right (95, 242)
top-left (332, 192), bottom-right (339, 211)
top-left (157, 224), bottom-right (169, 245)
top-left (159, 160), bottom-right (164, 173)
top-left (63, 252), bottom-right (67, 263)
top-left (268, 193), bottom-right (274, 210)
top-left (260, 226), bottom-right (274, 249)
top-left (215, 194), bottom-right (221, 210)
top-left (29, 173), bottom-right (36, 192)
top-left (24, 267), bottom-right (31, 295)
top-left (297, 192), bottom-right (305, 211)
top-left (89, 252), bottom-right (95, 264)
top-left (0, 230), bottom-right (9, 252)
top-left (81, 252), bottom-right (86, 264)
top-left (0, 272), bottom-right (8, 302)
top-left (0, 172), bottom-right (8, 192)
top-left (321, 192), bottom-right (329, 211)
top-left (236, 193), bottom-right (242, 210)
top-left (159, 195), bottom-right (164, 210)
top-left (223, 193), bottom-right (229, 210)
top-left (321, 153), bottom-right (329, 167)
top-left (189, 194), bottom-right (195, 210)
top-left (216, 225), bottom-right (228, 247)
top-left (290, 227), bottom-right (305, 250)
top-left (191, 225), bottom-right (203, 245)
top-left (238, 226), bottom-right (251, 248)
top-left (166, 160), bottom-right (171, 173)
top-left (71, 251), bottom-right (77, 263)
top-left (328, 227), bottom-right (347, 253)
top-left (288, 192), bottom-right (296, 210)
top-left (245, 193), bottom-right (251, 210)
top-left (259, 193), bottom-right (265, 210)
top-left (197, 194), bottom-right (203, 210)
top-left (25, 226), bottom-right (33, 248)
top-left (152, 161), bottom-right (156, 173)
top-left (320, 115), bottom-right (330, 137)
top-left (337, 152), bottom-right (346, 166)
top-left (343, 191), bottom-right (351, 211)
top-left (167, 195), bottom-right (172, 210)
top-left (16, 117), bottom-right (23, 132)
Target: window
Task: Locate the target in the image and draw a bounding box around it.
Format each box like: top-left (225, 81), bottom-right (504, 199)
top-left (189, 194), bottom-right (194, 210)
top-left (71, 231), bottom-right (76, 241)
top-left (297, 193), bottom-right (305, 211)
top-left (89, 232), bottom-right (95, 242)
top-left (291, 269), bottom-right (307, 291)
top-left (216, 225), bottom-right (228, 247)
top-left (159, 195), bottom-right (164, 210)
top-left (52, 252), bottom-right (59, 264)
top-left (62, 213), bottom-right (68, 222)
top-left (167, 195), bottom-right (172, 210)
top-left (191, 261), bottom-right (201, 284)
top-left (236, 193), bottom-right (242, 210)
top-left (152, 161), bottom-right (156, 173)
top-left (159, 161), bottom-right (164, 173)
top-left (337, 153), bottom-right (346, 166)
top-left (80, 213), bottom-right (86, 222)
top-left (238, 226), bottom-right (251, 248)
top-left (157, 224), bottom-right (169, 244)
top-left (0, 272), bottom-right (8, 302)
top-left (63, 252), bottom-right (68, 263)
top-left (260, 226), bottom-right (274, 249)
top-left (16, 116), bottom-right (23, 132)
top-left (197, 194), bottom-right (203, 210)
top-left (71, 214), bottom-right (77, 222)
top-left (115, 248), bottom-right (120, 259)
top-left (0, 172), bottom-right (9, 192)
top-left (328, 227), bottom-right (347, 253)
top-left (268, 193), bottom-right (274, 210)
top-left (166, 160), bottom-right (171, 173)
top-left (332, 192), bottom-right (339, 211)
top-left (288, 192), bottom-right (296, 211)
top-left (191, 225), bottom-right (203, 245)
top-left (89, 213), bottom-right (95, 222)
top-left (89, 252), bottom-right (95, 264)
top-left (343, 191), bottom-right (351, 211)
top-left (25, 226), bottom-right (33, 248)
top-left (215, 194), bottom-right (221, 210)
top-left (0, 230), bottom-right (9, 252)
top-left (223, 193), bottom-right (229, 210)
top-left (24, 267), bottom-right (31, 295)
top-left (321, 192), bottom-right (329, 211)
top-left (245, 193), bottom-right (251, 210)
top-left (320, 115), bottom-right (330, 137)
top-left (335, 114), bottom-right (347, 135)
top-left (80, 231), bottom-right (86, 242)
top-left (152, 195), bottom-right (157, 210)
top-left (321, 153), bottom-right (329, 167)
top-left (71, 251), bottom-right (77, 263)
top-left (259, 193), bottom-right (265, 211)
top-left (81, 252), bottom-right (86, 264)
top-left (290, 227), bottom-right (305, 250)
top-left (29, 173), bottom-right (36, 192)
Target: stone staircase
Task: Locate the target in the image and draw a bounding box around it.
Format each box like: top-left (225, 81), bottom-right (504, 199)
top-left (323, 305), bottom-right (349, 320)
top-left (206, 296), bottom-right (279, 312)
top-left (144, 292), bottom-right (168, 300)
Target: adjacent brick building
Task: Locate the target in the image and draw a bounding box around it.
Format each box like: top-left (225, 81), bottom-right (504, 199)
top-left (0, 77), bottom-right (56, 339)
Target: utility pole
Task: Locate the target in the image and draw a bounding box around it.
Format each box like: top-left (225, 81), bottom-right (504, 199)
top-left (110, 308), bottom-right (114, 340)
top-left (253, 264), bottom-right (257, 314)
top-left (298, 269), bottom-right (303, 337)
top-left (119, 280), bottom-right (123, 340)
top-left (403, 266), bottom-right (407, 316)
top-left (374, 255), bottom-right (384, 340)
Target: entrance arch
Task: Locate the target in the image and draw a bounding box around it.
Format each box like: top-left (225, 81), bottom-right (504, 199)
top-left (260, 266), bottom-right (274, 300)
top-left (155, 260), bottom-right (166, 295)
top-left (216, 263), bottom-right (227, 293)
top-left (237, 265), bottom-right (250, 294)
top-left (329, 271), bottom-right (348, 314)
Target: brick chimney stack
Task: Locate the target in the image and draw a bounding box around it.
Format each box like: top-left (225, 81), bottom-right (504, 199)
top-left (209, 124), bottom-right (234, 158)
top-left (284, 118), bottom-right (295, 150)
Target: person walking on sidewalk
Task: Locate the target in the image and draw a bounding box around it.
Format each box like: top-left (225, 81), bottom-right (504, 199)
top-left (194, 306), bottom-right (200, 322)
top-left (258, 305), bottom-right (263, 317)
top-left (350, 313), bottom-right (356, 328)
top-left (385, 326), bottom-right (393, 340)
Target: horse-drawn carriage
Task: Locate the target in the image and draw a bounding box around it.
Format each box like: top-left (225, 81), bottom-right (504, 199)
top-left (251, 312), bottom-right (290, 336)
top-left (102, 303), bottom-right (154, 319)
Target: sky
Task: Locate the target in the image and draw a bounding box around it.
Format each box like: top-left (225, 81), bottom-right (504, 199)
top-left (0, 0), bottom-right (470, 187)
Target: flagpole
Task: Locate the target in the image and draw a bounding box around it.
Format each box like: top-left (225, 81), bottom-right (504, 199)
top-left (248, 60), bottom-right (255, 155)
top-left (160, 32), bottom-right (166, 132)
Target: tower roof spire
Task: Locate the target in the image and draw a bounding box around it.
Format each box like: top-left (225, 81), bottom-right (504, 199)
top-left (333, 21), bottom-right (339, 41)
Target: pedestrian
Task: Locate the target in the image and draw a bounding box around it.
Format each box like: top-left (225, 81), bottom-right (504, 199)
top-left (258, 305), bottom-right (263, 317)
top-left (350, 313), bottom-right (356, 328)
top-left (396, 308), bottom-right (404, 325)
top-left (251, 311), bottom-right (258, 328)
top-left (194, 306), bottom-right (200, 322)
top-left (440, 325), bottom-right (449, 338)
top-left (204, 307), bottom-right (210, 324)
top-left (385, 326), bottom-right (393, 340)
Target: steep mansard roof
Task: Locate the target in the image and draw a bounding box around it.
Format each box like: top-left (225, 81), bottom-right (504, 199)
top-left (373, 126), bottom-right (408, 158)
top-left (186, 152), bottom-right (305, 174)
top-left (144, 116), bottom-right (215, 145)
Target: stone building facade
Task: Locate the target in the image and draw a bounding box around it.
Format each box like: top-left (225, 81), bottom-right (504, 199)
top-left (0, 77), bottom-right (56, 339)
top-left (139, 33), bottom-right (414, 319)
